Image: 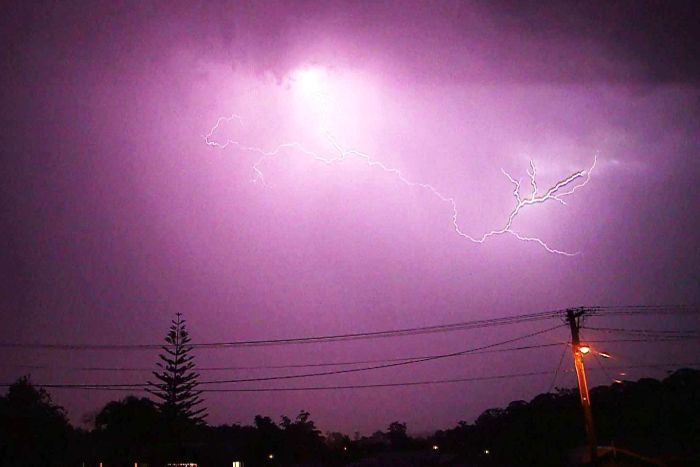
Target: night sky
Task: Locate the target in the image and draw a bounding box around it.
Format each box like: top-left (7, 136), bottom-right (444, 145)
top-left (1, 1), bottom-right (699, 435)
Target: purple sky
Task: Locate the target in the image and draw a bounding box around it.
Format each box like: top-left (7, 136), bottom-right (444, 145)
top-left (1, 1), bottom-right (699, 435)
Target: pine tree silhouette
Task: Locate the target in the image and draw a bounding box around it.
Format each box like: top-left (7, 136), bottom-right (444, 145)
top-left (147, 313), bottom-right (207, 426)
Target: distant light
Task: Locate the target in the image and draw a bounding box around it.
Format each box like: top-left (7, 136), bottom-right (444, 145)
top-left (233, 462), bottom-right (242, 467)
top-left (579, 345), bottom-right (591, 355)
top-left (432, 445), bottom-right (439, 451)
top-left (292, 67), bottom-right (326, 97)
top-left (599, 351), bottom-right (611, 359)
top-left (268, 454), bottom-right (274, 460)
top-left (343, 447), bottom-right (348, 451)
top-left (613, 379), bottom-right (623, 384)
top-left (484, 449), bottom-right (490, 455)
top-left (619, 372), bottom-right (627, 376)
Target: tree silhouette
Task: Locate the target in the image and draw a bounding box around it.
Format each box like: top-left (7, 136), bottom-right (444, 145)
top-left (387, 421), bottom-right (410, 450)
top-left (147, 313), bottom-right (207, 426)
top-left (93, 396), bottom-right (160, 464)
top-left (1, 366), bottom-right (698, 465)
top-left (0, 376), bottom-right (76, 466)
top-left (280, 410), bottom-right (325, 462)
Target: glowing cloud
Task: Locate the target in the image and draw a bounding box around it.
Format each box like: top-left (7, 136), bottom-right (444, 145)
top-left (205, 70), bottom-right (596, 256)
top-left (292, 67), bottom-right (327, 98)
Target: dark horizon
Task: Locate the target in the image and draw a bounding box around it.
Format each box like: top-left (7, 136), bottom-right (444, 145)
top-left (4, 366), bottom-right (699, 466)
top-left (1, 0), bottom-right (699, 436)
top-left (2, 306), bottom-right (699, 436)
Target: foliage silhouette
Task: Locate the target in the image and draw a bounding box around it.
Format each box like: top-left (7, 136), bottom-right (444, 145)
top-left (0, 376), bottom-right (76, 467)
top-left (92, 396), bottom-right (161, 465)
top-left (1, 369), bottom-right (699, 465)
top-left (147, 312), bottom-right (207, 426)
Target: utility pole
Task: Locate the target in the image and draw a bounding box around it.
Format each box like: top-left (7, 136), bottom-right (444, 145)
top-left (566, 308), bottom-right (597, 464)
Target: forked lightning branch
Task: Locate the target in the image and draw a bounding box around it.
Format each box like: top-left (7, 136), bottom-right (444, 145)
top-left (204, 71), bottom-right (596, 256)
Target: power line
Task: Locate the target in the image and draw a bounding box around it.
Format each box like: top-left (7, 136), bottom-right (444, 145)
top-left (0, 325), bottom-right (565, 389)
top-left (189, 371), bottom-right (559, 392)
top-left (592, 352), bottom-right (614, 383)
top-left (587, 337), bottom-right (700, 343)
top-left (3, 342), bottom-right (565, 373)
top-left (0, 310), bottom-right (561, 351)
top-left (564, 362), bottom-right (700, 374)
top-left (588, 305), bottom-right (700, 317)
top-left (0, 305), bottom-right (695, 351)
top-left (1, 370), bottom-right (559, 392)
top-left (547, 343), bottom-right (569, 393)
top-left (597, 362), bottom-right (700, 371)
top-left (4, 334), bottom-right (696, 378)
top-left (8, 334), bottom-right (698, 374)
top-left (583, 333), bottom-right (700, 343)
top-left (11, 363), bottom-right (699, 393)
top-left (584, 326), bottom-right (700, 337)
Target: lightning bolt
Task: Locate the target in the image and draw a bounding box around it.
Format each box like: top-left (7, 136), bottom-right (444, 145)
top-left (204, 114), bottom-right (596, 256)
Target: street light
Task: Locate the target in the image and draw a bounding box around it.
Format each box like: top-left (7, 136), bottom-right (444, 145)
top-left (566, 308), bottom-right (597, 464)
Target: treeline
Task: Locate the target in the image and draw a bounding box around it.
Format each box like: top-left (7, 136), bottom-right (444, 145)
top-left (433, 368), bottom-right (700, 465)
top-left (1, 368), bottom-right (699, 466)
top-left (0, 376), bottom-right (331, 466)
